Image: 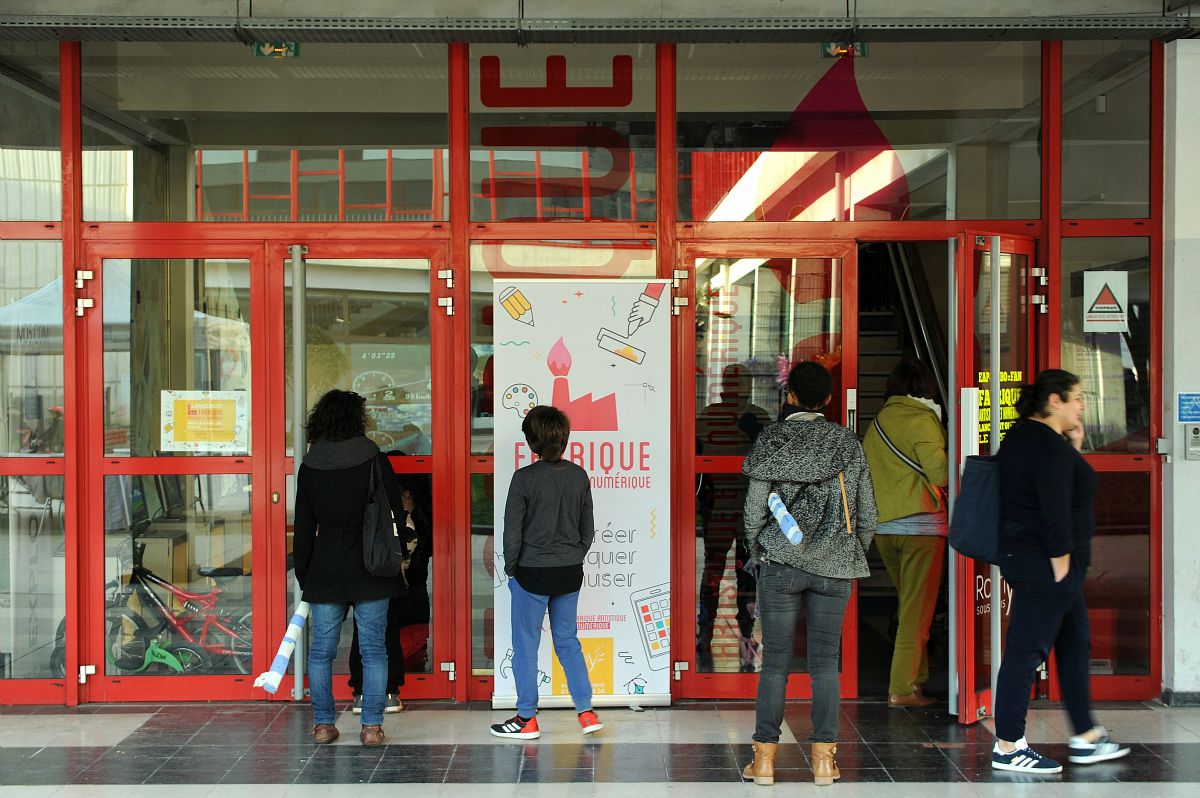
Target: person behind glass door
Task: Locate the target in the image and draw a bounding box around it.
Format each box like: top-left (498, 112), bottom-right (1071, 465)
top-left (861, 359), bottom-right (948, 708)
top-left (741, 362), bottom-right (877, 787)
top-left (490, 405), bottom-right (603, 740)
top-left (347, 473), bottom-right (427, 715)
top-left (990, 369), bottom-right (1130, 774)
top-left (695, 363), bottom-right (771, 671)
top-left (293, 389), bottom-right (407, 748)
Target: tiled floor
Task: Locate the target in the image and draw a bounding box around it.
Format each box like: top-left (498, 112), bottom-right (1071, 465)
top-left (0, 700), bottom-right (1198, 797)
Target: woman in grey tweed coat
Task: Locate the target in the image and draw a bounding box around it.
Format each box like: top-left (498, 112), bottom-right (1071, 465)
top-left (740, 362), bottom-right (877, 788)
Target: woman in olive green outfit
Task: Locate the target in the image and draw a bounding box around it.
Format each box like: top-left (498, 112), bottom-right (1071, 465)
top-left (862, 359), bottom-right (948, 708)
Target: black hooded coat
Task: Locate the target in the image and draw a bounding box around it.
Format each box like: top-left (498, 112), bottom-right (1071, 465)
top-left (293, 436), bottom-right (408, 603)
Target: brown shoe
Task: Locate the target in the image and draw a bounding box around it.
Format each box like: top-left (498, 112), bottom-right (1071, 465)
top-left (360, 724), bottom-right (386, 747)
top-left (888, 689), bottom-right (937, 709)
top-left (312, 723), bottom-right (340, 744)
top-left (811, 742), bottom-right (840, 787)
top-left (742, 741), bottom-right (777, 786)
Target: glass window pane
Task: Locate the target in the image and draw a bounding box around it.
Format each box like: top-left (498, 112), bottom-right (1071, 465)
top-left (1063, 42), bottom-right (1150, 219)
top-left (0, 241), bottom-right (65, 456)
top-left (103, 259), bottom-right (251, 457)
top-left (103, 473), bottom-right (252, 676)
top-left (469, 241), bottom-right (657, 454)
top-left (974, 250), bottom-right (1029, 451)
top-left (284, 259), bottom-right (432, 456)
top-left (470, 45), bottom-right (656, 221)
top-left (1086, 471), bottom-right (1151, 675)
top-left (695, 256), bottom-right (843, 439)
top-left (81, 43), bottom-right (448, 222)
top-left (0, 474), bottom-right (66, 678)
top-left (471, 473), bottom-right (495, 675)
top-left (678, 43), bottom-right (1041, 221)
top-left (0, 43), bottom-right (61, 221)
top-left (1060, 238), bottom-right (1151, 453)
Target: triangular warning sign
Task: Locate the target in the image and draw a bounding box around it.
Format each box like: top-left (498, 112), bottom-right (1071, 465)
top-left (1088, 283), bottom-right (1123, 314)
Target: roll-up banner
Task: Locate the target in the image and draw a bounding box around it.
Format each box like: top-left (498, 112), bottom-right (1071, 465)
top-left (493, 279), bottom-right (672, 708)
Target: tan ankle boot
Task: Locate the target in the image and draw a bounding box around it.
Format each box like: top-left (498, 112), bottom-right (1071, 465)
top-left (742, 741), bottom-right (777, 786)
top-left (811, 742), bottom-right (840, 786)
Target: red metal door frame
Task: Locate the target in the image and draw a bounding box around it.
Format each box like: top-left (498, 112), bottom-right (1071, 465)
top-left (261, 240), bottom-right (456, 701)
top-left (953, 232), bottom-right (1040, 723)
top-left (77, 240), bottom-right (268, 701)
top-left (675, 240), bottom-right (859, 699)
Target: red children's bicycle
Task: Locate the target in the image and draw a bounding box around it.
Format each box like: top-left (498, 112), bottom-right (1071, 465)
top-left (105, 538), bottom-right (252, 675)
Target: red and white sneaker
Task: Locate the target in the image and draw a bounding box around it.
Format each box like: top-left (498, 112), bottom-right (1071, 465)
top-left (490, 714), bottom-right (540, 739)
top-left (578, 710), bottom-right (604, 735)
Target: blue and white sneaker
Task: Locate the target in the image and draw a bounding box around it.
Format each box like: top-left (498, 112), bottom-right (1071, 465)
top-left (1068, 728), bottom-right (1130, 764)
top-left (991, 739), bottom-right (1063, 774)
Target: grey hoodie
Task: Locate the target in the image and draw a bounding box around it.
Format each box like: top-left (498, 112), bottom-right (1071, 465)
top-left (742, 416), bottom-right (878, 579)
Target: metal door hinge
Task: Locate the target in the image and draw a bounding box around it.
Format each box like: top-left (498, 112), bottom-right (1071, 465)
top-left (440, 661), bottom-right (456, 681)
top-left (1031, 267), bottom-right (1048, 286)
top-left (78, 664), bottom-right (96, 684)
top-left (75, 298), bottom-right (94, 317)
top-left (1155, 438), bottom-right (1169, 455)
top-left (673, 661), bottom-right (689, 681)
top-left (671, 296), bottom-right (689, 316)
top-left (437, 297), bottom-right (454, 316)
top-left (437, 269), bottom-right (454, 289)
top-left (74, 269), bottom-right (94, 289)
top-left (1030, 295), bottom-right (1048, 314)
top-left (672, 269), bottom-right (688, 289)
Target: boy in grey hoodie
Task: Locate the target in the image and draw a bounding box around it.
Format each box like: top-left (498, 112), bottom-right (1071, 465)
top-left (740, 362), bottom-right (877, 787)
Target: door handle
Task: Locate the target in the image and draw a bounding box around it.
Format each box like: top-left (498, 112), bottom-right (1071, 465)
top-left (845, 388), bottom-right (857, 432)
top-left (271, 491), bottom-right (281, 504)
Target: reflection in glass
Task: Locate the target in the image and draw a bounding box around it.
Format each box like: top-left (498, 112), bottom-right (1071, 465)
top-left (1061, 239), bottom-right (1151, 453)
top-left (81, 42), bottom-right (448, 222)
top-left (974, 250), bottom-right (1029, 452)
top-left (103, 474), bottom-right (251, 676)
top-left (0, 242), bottom-right (65, 456)
top-left (470, 45), bottom-right (656, 222)
top-left (0, 475), bottom-right (66, 678)
top-left (468, 241), bottom-right (656, 454)
top-left (0, 43), bottom-right (62, 221)
top-left (285, 259), bottom-right (432, 455)
top-left (1086, 472), bottom-right (1150, 675)
top-left (103, 259), bottom-right (251, 456)
top-left (695, 256), bottom-right (843, 433)
top-left (470, 474), bottom-right (496, 675)
top-left (678, 43), bottom-right (1040, 222)
top-left (1063, 42), bottom-right (1150, 219)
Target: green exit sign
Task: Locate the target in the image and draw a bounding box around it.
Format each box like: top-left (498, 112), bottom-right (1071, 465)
top-left (821, 42), bottom-right (868, 58)
top-left (253, 41), bottom-right (300, 59)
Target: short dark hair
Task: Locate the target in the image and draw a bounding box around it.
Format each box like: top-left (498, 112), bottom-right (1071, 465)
top-left (1015, 369), bottom-right (1080, 419)
top-left (305, 389), bottom-right (368, 443)
top-left (786, 361), bottom-right (833, 410)
top-left (522, 405), bottom-right (570, 462)
top-left (885, 358), bottom-right (938, 400)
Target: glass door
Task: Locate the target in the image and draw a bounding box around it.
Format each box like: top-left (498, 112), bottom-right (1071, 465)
top-left (679, 242), bottom-right (859, 699)
top-left (78, 243), bottom-right (266, 701)
top-left (269, 242), bottom-right (455, 700)
top-left (950, 233), bottom-right (1040, 722)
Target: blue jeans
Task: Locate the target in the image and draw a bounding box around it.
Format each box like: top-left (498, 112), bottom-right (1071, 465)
top-left (309, 599), bottom-right (389, 726)
top-left (753, 563), bottom-right (852, 744)
top-left (509, 578), bottom-right (593, 718)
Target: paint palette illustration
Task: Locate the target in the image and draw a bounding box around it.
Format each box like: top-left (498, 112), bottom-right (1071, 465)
top-left (502, 384), bottom-right (538, 417)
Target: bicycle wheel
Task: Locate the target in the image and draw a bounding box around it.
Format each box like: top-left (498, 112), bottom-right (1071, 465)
top-left (153, 642), bottom-right (211, 675)
top-left (227, 610), bottom-right (253, 675)
top-left (105, 607), bottom-right (149, 673)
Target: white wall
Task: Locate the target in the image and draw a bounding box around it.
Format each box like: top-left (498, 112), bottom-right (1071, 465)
top-left (1163, 39), bottom-right (1200, 702)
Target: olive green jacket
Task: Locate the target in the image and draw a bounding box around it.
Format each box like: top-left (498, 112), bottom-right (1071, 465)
top-left (861, 396), bottom-right (949, 524)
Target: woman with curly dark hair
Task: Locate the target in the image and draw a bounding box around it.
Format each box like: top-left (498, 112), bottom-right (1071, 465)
top-left (294, 389), bottom-right (407, 747)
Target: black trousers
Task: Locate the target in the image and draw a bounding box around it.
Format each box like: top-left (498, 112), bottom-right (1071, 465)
top-left (348, 596), bottom-right (405, 695)
top-left (994, 575), bottom-right (1095, 742)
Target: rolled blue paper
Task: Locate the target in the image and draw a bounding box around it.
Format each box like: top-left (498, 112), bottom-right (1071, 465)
top-left (768, 492), bottom-right (803, 545)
